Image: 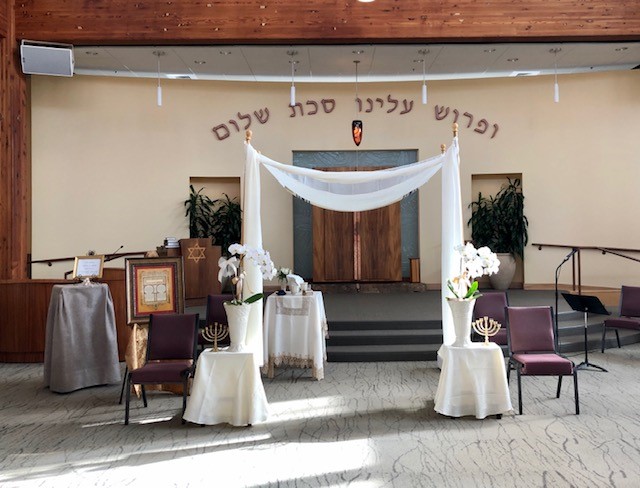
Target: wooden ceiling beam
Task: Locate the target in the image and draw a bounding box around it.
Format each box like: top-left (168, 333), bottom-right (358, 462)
top-left (15, 1), bottom-right (640, 46)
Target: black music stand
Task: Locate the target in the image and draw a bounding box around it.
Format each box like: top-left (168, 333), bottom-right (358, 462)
top-left (562, 293), bottom-right (610, 372)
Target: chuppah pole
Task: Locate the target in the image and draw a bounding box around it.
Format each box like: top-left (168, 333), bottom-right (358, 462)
top-left (453, 122), bottom-right (458, 137)
top-left (245, 129), bottom-right (252, 142)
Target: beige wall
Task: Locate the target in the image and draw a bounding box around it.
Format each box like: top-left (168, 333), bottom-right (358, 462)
top-left (31, 71), bottom-right (640, 287)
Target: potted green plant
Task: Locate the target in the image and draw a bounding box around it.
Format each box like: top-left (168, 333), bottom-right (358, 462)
top-left (468, 177), bottom-right (529, 290)
top-left (209, 194), bottom-right (242, 257)
top-left (184, 185), bottom-right (216, 238)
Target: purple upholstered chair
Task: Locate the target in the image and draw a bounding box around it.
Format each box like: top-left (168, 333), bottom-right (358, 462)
top-left (601, 285), bottom-right (640, 353)
top-left (124, 313), bottom-right (199, 425)
top-left (506, 306), bottom-right (579, 415)
top-left (198, 294), bottom-right (232, 355)
top-left (472, 291), bottom-right (508, 345)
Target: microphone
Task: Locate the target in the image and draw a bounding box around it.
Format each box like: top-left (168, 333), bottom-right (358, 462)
top-left (106, 245), bottom-right (124, 262)
top-left (562, 248), bottom-right (578, 262)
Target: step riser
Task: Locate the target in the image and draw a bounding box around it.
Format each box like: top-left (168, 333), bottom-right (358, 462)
top-left (326, 331), bottom-right (640, 362)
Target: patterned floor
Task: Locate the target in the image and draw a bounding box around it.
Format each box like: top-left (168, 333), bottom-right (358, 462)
top-left (1, 344), bottom-right (639, 487)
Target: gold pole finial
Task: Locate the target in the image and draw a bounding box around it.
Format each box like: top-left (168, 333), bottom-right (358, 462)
top-left (452, 123), bottom-right (458, 137)
top-left (245, 129), bottom-right (252, 142)
top-left (441, 143), bottom-right (447, 154)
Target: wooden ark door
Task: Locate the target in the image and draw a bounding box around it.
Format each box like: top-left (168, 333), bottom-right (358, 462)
top-left (312, 167), bottom-right (402, 282)
top-left (358, 204), bottom-right (402, 281)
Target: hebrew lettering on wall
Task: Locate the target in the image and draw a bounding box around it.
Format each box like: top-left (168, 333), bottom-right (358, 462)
top-left (211, 97), bottom-right (501, 143)
top-left (212, 106), bottom-right (271, 140)
top-left (289, 99), bottom-right (336, 117)
top-left (434, 105), bottom-right (500, 139)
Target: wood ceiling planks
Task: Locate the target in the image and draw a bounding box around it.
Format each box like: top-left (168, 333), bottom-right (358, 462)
top-left (14, 1), bottom-right (640, 45)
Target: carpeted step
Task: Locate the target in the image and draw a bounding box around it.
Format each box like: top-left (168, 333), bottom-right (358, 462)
top-left (328, 320), bottom-right (440, 331)
top-left (327, 343), bottom-right (442, 362)
top-left (327, 328), bottom-right (442, 346)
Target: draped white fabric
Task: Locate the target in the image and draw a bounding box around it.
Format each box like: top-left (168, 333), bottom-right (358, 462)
top-left (242, 138), bottom-right (463, 350)
top-left (441, 138), bottom-right (465, 346)
top-left (241, 143), bottom-right (264, 366)
top-left (260, 153), bottom-right (445, 212)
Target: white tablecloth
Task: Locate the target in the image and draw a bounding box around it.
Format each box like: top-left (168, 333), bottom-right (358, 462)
top-left (44, 283), bottom-right (121, 393)
top-left (434, 343), bottom-right (512, 419)
top-left (183, 350), bottom-right (268, 426)
top-left (263, 291), bottom-right (328, 380)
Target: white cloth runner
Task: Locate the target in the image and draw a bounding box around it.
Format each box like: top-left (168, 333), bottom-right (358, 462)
top-left (263, 291), bottom-right (327, 380)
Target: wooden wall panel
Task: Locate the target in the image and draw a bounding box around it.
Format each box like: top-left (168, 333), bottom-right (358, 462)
top-left (0, 0), bottom-right (30, 282)
top-left (15, 1), bottom-right (640, 45)
top-left (0, 279), bottom-right (131, 362)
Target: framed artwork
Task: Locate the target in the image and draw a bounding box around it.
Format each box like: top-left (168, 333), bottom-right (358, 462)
top-left (72, 255), bottom-right (105, 279)
top-left (125, 257), bottom-right (185, 324)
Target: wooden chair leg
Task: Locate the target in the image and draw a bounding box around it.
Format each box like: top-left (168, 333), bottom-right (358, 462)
top-left (615, 329), bottom-right (621, 348)
top-left (573, 371), bottom-right (580, 415)
top-left (124, 373), bottom-right (131, 425)
top-left (601, 326), bottom-right (607, 354)
top-left (517, 368), bottom-right (523, 415)
top-left (118, 366), bottom-right (128, 405)
top-left (556, 375), bottom-right (563, 398)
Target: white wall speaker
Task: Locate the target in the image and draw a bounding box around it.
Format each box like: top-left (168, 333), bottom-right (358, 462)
top-left (20, 40), bottom-right (74, 77)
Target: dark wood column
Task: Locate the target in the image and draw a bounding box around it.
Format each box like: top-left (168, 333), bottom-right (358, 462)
top-left (0, 0), bottom-right (30, 281)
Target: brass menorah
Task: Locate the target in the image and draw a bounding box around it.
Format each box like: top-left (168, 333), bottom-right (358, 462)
top-left (201, 322), bottom-right (229, 352)
top-left (472, 316), bottom-right (502, 345)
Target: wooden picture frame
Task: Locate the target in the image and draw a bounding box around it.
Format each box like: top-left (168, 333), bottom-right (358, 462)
top-left (72, 255), bottom-right (105, 279)
top-left (125, 257), bottom-right (185, 325)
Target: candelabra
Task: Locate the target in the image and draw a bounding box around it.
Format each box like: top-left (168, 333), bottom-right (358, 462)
top-left (201, 322), bottom-right (229, 352)
top-left (472, 316), bottom-right (501, 345)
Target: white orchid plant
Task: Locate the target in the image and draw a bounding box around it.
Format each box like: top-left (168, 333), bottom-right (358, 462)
top-left (218, 243), bottom-right (277, 305)
top-left (276, 267), bottom-right (291, 282)
top-left (447, 243), bottom-right (500, 299)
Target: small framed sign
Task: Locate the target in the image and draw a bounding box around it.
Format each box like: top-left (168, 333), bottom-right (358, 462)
top-left (72, 255), bottom-right (105, 279)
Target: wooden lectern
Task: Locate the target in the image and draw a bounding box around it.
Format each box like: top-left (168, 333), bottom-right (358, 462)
top-left (179, 238), bottom-right (221, 300)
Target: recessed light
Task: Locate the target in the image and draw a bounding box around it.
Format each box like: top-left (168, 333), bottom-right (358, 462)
top-left (507, 58), bottom-right (519, 62)
top-left (194, 60), bottom-right (206, 65)
top-left (483, 48), bottom-right (496, 53)
top-left (219, 50), bottom-right (232, 56)
top-left (615, 47), bottom-right (628, 52)
top-left (358, 0), bottom-right (376, 3)
top-left (352, 50), bottom-right (365, 55)
top-left (85, 51), bottom-right (99, 56)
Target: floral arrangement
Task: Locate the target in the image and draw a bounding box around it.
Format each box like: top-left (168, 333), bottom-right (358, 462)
top-left (447, 243), bottom-right (500, 299)
top-left (276, 267), bottom-right (291, 282)
top-left (218, 243), bottom-right (277, 305)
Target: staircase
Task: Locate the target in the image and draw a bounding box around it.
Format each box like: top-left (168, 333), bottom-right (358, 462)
top-left (326, 311), bottom-right (640, 362)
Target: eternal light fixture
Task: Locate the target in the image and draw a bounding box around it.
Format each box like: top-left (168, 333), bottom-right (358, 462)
top-left (352, 59), bottom-right (363, 146)
top-left (153, 50), bottom-right (166, 107)
top-left (288, 50), bottom-right (298, 107)
top-left (419, 48), bottom-right (429, 105)
top-left (550, 48), bottom-right (561, 103)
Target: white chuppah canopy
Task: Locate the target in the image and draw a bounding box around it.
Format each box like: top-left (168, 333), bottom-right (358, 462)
top-left (241, 130), bottom-right (464, 365)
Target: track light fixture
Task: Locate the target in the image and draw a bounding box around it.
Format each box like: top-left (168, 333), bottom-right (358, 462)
top-left (153, 50), bottom-right (166, 107)
top-left (418, 49), bottom-right (429, 105)
top-left (287, 50), bottom-right (298, 107)
top-left (550, 48), bottom-right (562, 103)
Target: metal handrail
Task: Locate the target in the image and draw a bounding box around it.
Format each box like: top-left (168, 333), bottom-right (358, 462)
top-left (532, 242), bottom-right (640, 294)
top-left (27, 251), bottom-right (147, 278)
